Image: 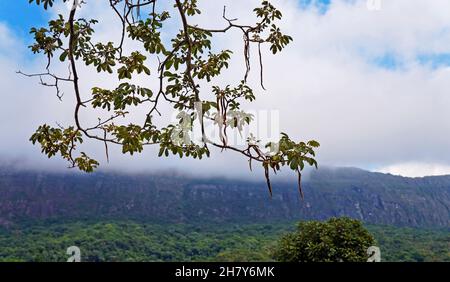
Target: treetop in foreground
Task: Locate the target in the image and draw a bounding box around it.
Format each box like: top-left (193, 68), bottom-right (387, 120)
top-left (273, 217), bottom-right (376, 262)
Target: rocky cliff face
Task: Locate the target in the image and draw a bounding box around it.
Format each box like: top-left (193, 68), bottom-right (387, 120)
top-left (0, 167), bottom-right (449, 228)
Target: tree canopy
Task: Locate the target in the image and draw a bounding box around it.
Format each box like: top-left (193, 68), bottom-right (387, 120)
top-left (23, 0), bottom-right (319, 196)
top-left (273, 218), bottom-right (376, 262)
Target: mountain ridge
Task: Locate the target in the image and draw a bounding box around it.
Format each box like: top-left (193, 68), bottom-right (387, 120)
top-left (0, 166), bottom-right (449, 228)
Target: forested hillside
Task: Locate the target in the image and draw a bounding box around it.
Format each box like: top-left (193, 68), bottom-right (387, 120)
top-left (0, 221), bottom-right (448, 262)
top-left (0, 167), bottom-right (449, 228)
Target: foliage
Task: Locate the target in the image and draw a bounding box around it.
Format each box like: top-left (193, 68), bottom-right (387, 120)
top-left (0, 220), bottom-right (448, 262)
top-left (366, 225), bottom-right (450, 262)
top-left (272, 217), bottom-right (376, 262)
top-left (0, 221), bottom-right (283, 262)
top-left (23, 0), bottom-right (320, 195)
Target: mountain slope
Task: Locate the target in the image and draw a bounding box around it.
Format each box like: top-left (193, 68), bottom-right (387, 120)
top-left (0, 167), bottom-right (449, 228)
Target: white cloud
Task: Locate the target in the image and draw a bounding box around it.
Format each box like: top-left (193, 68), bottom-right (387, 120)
top-left (1, 0), bottom-right (450, 178)
top-left (0, 22), bottom-right (26, 60)
top-left (377, 162), bottom-right (450, 177)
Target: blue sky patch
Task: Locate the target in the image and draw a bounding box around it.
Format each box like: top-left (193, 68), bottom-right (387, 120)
top-left (417, 53), bottom-right (450, 69)
top-left (298, 0), bottom-right (331, 14)
top-left (0, 1), bottom-right (48, 39)
top-left (371, 53), bottom-right (405, 71)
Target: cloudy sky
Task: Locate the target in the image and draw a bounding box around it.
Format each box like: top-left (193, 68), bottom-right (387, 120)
top-left (0, 0), bottom-right (450, 178)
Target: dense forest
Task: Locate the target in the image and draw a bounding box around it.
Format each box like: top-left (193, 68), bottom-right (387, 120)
top-left (0, 220), bottom-right (448, 262)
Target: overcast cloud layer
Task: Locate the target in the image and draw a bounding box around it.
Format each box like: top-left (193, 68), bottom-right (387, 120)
top-left (1, 0), bottom-right (450, 178)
